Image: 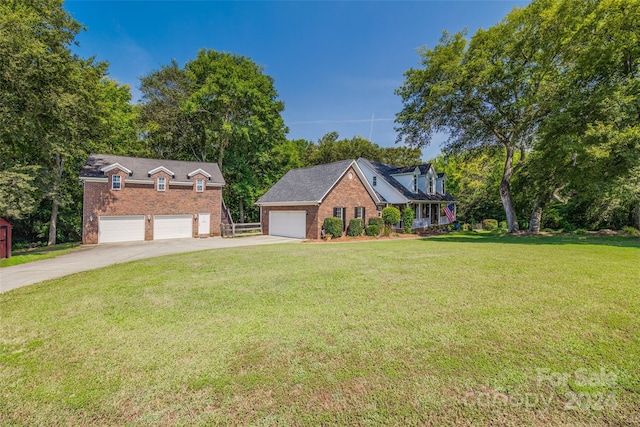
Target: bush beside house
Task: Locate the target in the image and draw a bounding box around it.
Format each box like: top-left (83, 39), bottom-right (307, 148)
top-left (402, 207), bottom-right (415, 234)
top-left (347, 218), bottom-right (364, 236)
top-left (323, 217), bottom-right (343, 238)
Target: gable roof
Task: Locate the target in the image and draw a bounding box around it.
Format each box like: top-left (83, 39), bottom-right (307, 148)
top-left (256, 159), bottom-right (379, 205)
top-left (79, 154), bottom-right (225, 185)
top-left (358, 158), bottom-right (456, 203)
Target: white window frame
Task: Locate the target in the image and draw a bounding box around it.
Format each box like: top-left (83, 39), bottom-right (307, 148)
top-left (429, 177), bottom-right (434, 194)
top-left (157, 176), bottom-right (166, 192)
top-left (354, 206), bottom-right (365, 220)
top-left (413, 175), bottom-right (418, 192)
top-left (111, 175), bottom-right (121, 190)
top-left (196, 178), bottom-right (204, 192)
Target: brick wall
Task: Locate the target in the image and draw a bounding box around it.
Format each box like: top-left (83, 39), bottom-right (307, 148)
top-left (260, 166), bottom-right (377, 239)
top-left (260, 205), bottom-right (320, 239)
top-left (319, 166), bottom-right (378, 235)
top-left (83, 170), bottom-right (222, 244)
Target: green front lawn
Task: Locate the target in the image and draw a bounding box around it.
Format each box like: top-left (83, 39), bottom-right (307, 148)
top-left (1, 234), bottom-right (638, 425)
top-left (0, 242), bottom-right (81, 267)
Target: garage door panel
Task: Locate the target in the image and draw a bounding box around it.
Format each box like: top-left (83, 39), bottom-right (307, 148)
top-left (154, 215), bottom-right (192, 240)
top-left (269, 211), bottom-right (306, 239)
top-left (99, 216), bottom-right (145, 243)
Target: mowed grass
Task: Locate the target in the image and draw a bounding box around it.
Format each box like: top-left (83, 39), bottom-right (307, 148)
top-left (0, 242), bottom-right (81, 267)
top-left (1, 234), bottom-right (639, 426)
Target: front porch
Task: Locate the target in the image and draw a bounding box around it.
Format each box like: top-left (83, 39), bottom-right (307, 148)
top-left (410, 202), bottom-right (456, 228)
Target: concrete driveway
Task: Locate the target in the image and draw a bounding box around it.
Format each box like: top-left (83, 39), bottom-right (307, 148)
top-left (0, 235), bottom-right (301, 293)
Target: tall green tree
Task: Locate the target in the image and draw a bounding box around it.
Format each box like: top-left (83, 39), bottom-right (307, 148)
top-left (1, 0), bottom-right (141, 244)
top-left (139, 50), bottom-right (287, 222)
top-left (527, 0), bottom-right (640, 230)
top-left (396, 0), bottom-right (574, 232)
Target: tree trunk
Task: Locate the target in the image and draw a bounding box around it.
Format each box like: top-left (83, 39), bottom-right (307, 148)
top-left (529, 198), bottom-right (543, 233)
top-left (238, 198), bottom-right (245, 224)
top-left (635, 203), bottom-right (640, 230)
top-left (48, 199), bottom-right (59, 246)
top-left (48, 153), bottom-right (64, 246)
top-left (500, 145), bottom-right (519, 232)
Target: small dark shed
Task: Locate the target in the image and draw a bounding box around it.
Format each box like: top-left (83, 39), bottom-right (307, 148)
top-left (0, 217), bottom-right (12, 259)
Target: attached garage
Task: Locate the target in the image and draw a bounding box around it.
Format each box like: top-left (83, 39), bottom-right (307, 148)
top-left (153, 215), bottom-right (193, 240)
top-left (269, 211), bottom-right (306, 239)
top-left (98, 216), bottom-right (145, 243)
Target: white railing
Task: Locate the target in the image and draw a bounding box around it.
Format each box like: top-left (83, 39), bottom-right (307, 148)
top-left (411, 217), bottom-right (451, 228)
top-left (412, 218), bottom-right (430, 228)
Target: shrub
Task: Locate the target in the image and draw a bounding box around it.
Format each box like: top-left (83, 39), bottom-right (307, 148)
top-left (482, 219), bottom-right (498, 231)
top-left (518, 219), bottom-right (529, 230)
top-left (365, 225), bottom-right (379, 236)
top-left (402, 207), bottom-right (415, 234)
top-left (382, 207), bottom-right (400, 228)
top-left (574, 228), bottom-right (588, 235)
top-left (368, 217), bottom-right (383, 227)
top-left (622, 226), bottom-right (639, 236)
top-left (462, 223), bottom-right (471, 231)
top-left (560, 220), bottom-right (577, 233)
top-left (499, 220), bottom-right (507, 230)
top-left (347, 218), bottom-right (364, 237)
top-left (491, 227), bottom-right (508, 236)
top-left (323, 217), bottom-right (343, 238)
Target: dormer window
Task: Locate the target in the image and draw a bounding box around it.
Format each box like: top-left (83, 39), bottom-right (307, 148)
top-left (111, 175), bottom-right (121, 190)
top-left (196, 178), bottom-right (204, 192)
top-left (373, 176), bottom-right (377, 186)
top-left (157, 177), bottom-right (166, 192)
top-left (413, 175), bottom-right (418, 192)
top-left (442, 180), bottom-right (445, 194)
top-left (429, 177), bottom-right (434, 194)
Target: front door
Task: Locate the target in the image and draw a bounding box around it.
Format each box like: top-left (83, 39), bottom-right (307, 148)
top-left (198, 213), bottom-right (210, 236)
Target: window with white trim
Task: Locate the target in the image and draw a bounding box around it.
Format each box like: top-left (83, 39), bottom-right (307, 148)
top-left (196, 178), bottom-right (204, 192)
top-left (157, 177), bottom-right (166, 191)
top-left (413, 175), bottom-right (418, 192)
top-left (111, 175), bottom-right (121, 190)
top-left (333, 206), bottom-right (346, 231)
top-left (354, 206), bottom-right (365, 220)
top-left (428, 177), bottom-right (434, 194)
top-left (441, 180), bottom-right (445, 194)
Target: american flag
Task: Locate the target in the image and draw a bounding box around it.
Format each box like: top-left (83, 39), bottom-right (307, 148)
top-left (443, 203), bottom-right (455, 222)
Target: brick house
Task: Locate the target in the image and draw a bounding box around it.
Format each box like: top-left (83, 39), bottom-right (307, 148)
top-left (80, 154), bottom-right (225, 244)
top-left (255, 160), bottom-right (380, 239)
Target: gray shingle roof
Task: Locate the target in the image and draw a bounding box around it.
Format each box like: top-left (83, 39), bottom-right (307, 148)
top-left (79, 154), bottom-right (225, 185)
top-left (256, 160), bottom-right (355, 204)
top-left (391, 164), bottom-right (432, 175)
top-left (359, 158), bottom-right (456, 202)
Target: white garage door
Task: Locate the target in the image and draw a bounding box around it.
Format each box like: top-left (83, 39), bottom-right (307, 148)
top-left (269, 211), bottom-right (306, 239)
top-left (154, 215), bottom-right (193, 240)
top-left (99, 216), bottom-right (145, 244)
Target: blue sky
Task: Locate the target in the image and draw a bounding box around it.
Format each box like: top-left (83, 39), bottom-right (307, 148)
top-left (66, 0), bottom-right (527, 160)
